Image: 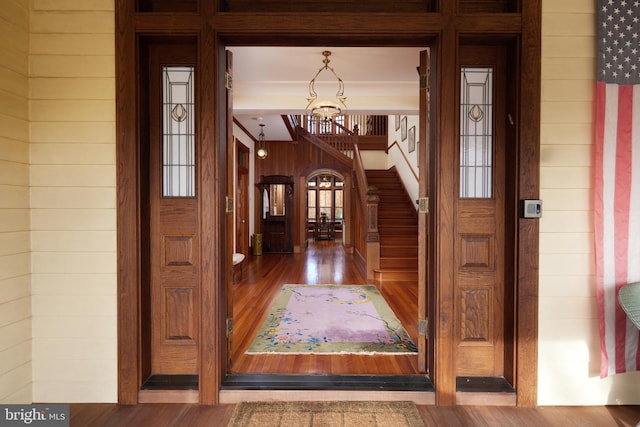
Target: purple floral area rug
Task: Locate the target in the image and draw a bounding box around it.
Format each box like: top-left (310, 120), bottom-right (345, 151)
top-left (246, 284), bottom-right (417, 354)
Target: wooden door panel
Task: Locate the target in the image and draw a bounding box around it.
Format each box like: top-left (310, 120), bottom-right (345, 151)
top-left (454, 45), bottom-right (507, 378)
top-left (164, 287), bottom-right (195, 339)
top-left (459, 235), bottom-right (495, 270)
top-left (148, 43), bottom-right (199, 376)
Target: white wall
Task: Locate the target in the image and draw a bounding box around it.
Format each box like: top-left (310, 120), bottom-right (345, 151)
top-left (29, 0), bottom-right (117, 403)
top-left (0, 0), bottom-right (32, 404)
top-left (538, 0), bottom-right (640, 405)
top-left (387, 115), bottom-right (420, 207)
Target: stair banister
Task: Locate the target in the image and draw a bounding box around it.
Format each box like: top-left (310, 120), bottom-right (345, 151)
top-left (353, 142), bottom-right (380, 280)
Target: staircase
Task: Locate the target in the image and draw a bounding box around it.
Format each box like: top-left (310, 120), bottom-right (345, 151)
top-left (366, 168), bottom-right (418, 283)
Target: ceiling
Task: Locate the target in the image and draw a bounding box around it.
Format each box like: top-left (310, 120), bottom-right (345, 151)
top-left (230, 46), bottom-right (426, 141)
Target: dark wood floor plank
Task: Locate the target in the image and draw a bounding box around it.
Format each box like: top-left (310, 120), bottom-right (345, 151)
top-left (70, 404), bottom-right (640, 426)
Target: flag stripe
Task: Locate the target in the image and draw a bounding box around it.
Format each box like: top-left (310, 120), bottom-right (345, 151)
top-left (629, 86), bottom-right (640, 373)
top-left (614, 85), bottom-right (633, 373)
top-left (594, 81), bottom-right (608, 376)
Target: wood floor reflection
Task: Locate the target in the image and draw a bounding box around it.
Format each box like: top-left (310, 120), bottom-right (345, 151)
top-left (230, 239), bottom-right (421, 375)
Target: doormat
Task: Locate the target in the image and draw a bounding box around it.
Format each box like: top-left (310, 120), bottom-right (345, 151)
top-left (245, 284), bottom-right (417, 354)
top-left (227, 401), bottom-right (425, 427)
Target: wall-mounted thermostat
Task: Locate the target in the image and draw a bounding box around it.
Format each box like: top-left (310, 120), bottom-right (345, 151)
top-left (520, 199), bottom-right (542, 218)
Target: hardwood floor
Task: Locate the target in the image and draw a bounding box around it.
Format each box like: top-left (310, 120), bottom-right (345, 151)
top-left (69, 403), bottom-right (640, 426)
top-left (70, 243), bottom-right (640, 423)
top-left (230, 239), bottom-right (421, 375)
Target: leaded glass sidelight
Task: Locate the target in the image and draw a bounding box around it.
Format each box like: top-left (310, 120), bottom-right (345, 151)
top-left (460, 67), bottom-right (493, 199)
top-left (162, 66), bottom-right (195, 197)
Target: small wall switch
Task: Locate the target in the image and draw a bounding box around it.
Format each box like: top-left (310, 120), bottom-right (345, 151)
top-left (521, 199), bottom-right (542, 218)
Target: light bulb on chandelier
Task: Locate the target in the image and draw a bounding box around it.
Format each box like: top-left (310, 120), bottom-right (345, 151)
top-left (256, 123), bottom-right (267, 159)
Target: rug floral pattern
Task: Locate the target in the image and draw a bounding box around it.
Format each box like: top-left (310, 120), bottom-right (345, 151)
top-left (246, 284), bottom-right (418, 354)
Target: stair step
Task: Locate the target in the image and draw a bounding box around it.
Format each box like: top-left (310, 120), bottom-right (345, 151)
top-left (378, 210), bottom-right (416, 217)
top-left (378, 224), bottom-right (418, 237)
top-left (378, 216), bottom-right (418, 227)
top-left (373, 269), bottom-right (418, 283)
top-left (381, 236), bottom-right (418, 245)
top-left (380, 257), bottom-right (417, 269)
top-left (381, 245), bottom-right (418, 257)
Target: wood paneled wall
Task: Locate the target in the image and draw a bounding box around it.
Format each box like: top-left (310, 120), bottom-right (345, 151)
top-left (255, 139), bottom-right (354, 250)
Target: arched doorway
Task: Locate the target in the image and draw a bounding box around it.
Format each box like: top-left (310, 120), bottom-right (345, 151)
top-left (305, 170), bottom-right (345, 244)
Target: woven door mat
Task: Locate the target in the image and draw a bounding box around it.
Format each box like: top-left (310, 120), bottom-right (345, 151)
top-left (228, 401), bottom-right (425, 427)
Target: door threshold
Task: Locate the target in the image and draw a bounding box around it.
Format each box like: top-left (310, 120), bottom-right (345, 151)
top-left (220, 374), bottom-right (434, 405)
top-left (222, 373), bottom-right (433, 391)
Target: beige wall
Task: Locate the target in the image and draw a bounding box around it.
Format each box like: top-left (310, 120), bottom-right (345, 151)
top-left (539, 0), bottom-right (640, 405)
top-left (29, 0), bottom-right (117, 402)
top-left (1, 0), bottom-right (638, 405)
top-left (0, 0), bottom-right (32, 404)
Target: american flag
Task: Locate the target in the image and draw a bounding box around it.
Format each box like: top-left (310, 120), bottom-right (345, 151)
top-left (594, 0), bottom-right (640, 377)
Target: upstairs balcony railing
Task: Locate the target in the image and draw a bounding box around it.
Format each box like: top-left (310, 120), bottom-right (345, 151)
top-left (299, 115), bottom-right (388, 151)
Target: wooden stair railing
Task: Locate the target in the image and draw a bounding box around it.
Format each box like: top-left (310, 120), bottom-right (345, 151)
top-left (295, 126), bottom-right (353, 167)
top-left (353, 143), bottom-right (380, 281)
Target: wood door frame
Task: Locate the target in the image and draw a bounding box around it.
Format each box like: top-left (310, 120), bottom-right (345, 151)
top-left (116, 1), bottom-right (540, 407)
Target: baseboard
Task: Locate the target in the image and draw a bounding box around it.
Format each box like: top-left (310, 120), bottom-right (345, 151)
top-left (138, 390), bottom-right (199, 403)
top-left (455, 376), bottom-right (516, 406)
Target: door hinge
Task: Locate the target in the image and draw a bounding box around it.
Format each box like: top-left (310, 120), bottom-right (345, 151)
top-left (419, 319), bottom-right (428, 339)
top-left (225, 72), bottom-right (233, 90)
top-left (226, 196), bottom-right (234, 213)
top-left (226, 318), bottom-right (233, 336)
top-left (418, 197), bottom-right (429, 214)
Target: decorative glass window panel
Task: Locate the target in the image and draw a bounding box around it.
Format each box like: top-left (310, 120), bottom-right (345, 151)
top-left (319, 189), bottom-right (332, 218)
top-left (308, 189), bottom-right (317, 219)
top-left (334, 189), bottom-right (343, 220)
top-left (460, 67), bottom-right (493, 199)
top-left (162, 66), bottom-right (195, 197)
top-left (319, 175), bottom-right (331, 188)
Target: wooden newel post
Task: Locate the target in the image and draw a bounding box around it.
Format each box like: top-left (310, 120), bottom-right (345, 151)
top-left (365, 186), bottom-right (380, 280)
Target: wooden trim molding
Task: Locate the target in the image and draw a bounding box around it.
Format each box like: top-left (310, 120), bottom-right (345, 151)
top-left (115, 0), bottom-right (139, 405)
top-left (115, 0), bottom-right (541, 407)
top-left (515, 0), bottom-right (542, 408)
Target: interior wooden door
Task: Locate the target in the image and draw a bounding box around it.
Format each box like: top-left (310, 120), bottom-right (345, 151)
top-left (453, 45), bottom-right (510, 378)
top-left (148, 44), bottom-right (199, 375)
top-left (417, 49), bottom-right (430, 374)
top-left (226, 49), bottom-right (235, 369)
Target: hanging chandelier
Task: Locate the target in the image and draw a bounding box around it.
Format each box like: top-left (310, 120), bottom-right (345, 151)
top-left (305, 50), bottom-right (347, 121)
top-left (256, 123), bottom-right (267, 159)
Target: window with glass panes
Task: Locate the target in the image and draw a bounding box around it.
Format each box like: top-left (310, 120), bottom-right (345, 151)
top-left (307, 175), bottom-right (343, 221)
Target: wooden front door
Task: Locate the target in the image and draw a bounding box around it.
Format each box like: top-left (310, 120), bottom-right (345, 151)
top-left (453, 45), bottom-right (512, 379)
top-left (148, 44), bottom-right (199, 375)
